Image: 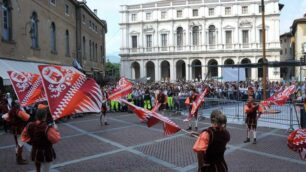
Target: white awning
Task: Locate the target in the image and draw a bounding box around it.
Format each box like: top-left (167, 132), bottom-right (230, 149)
top-left (0, 58), bottom-right (45, 85)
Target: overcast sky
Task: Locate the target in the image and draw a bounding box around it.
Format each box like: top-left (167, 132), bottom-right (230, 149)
top-left (85, 0), bottom-right (306, 63)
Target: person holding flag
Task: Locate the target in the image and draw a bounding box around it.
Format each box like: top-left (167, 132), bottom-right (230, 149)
top-left (185, 88), bottom-right (199, 131)
top-left (22, 106), bottom-right (60, 172)
top-left (192, 110), bottom-right (230, 172)
top-left (157, 89), bottom-right (167, 111)
top-left (101, 87), bottom-right (109, 125)
top-left (6, 101), bottom-right (30, 165)
top-left (244, 97), bottom-right (262, 144)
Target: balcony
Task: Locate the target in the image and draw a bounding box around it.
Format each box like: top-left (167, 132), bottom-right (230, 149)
top-left (120, 42), bottom-right (280, 55)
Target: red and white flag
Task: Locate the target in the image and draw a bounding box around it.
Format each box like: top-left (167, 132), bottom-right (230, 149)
top-left (184, 88), bottom-right (209, 122)
top-left (7, 71), bottom-right (46, 106)
top-left (121, 99), bottom-right (181, 135)
top-left (151, 102), bottom-right (161, 112)
top-left (38, 65), bottom-right (102, 120)
top-left (261, 85), bottom-right (296, 107)
top-left (108, 77), bottom-right (133, 101)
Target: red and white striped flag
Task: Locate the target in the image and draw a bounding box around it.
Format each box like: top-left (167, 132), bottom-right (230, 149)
top-left (261, 85), bottom-right (296, 107)
top-left (151, 102), bottom-right (161, 112)
top-left (38, 65), bottom-right (102, 120)
top-left (108, 77), bottom-right (133, 101)
top-left (7, 71), bottom-right (46, 106)
top-left (121, 99), bottom-right (181, 135)
top-left (184, 88), bottom-right (209, 122)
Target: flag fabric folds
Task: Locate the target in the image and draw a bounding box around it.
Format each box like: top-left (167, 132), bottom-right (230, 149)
top-left (108, 77), bottom-right (133, 101)
top-left (184, 88), bottom-right (209, 122)
top-left (288, 128), bottom-right (306, 160)
top-left (261, 85), bottom-right (296, 107)
top-left (38, 65), bottom-right (102, 120)
top-left (7, 71), bottom-right (46, 106)
top-left (120, 99), bottom-right (181, 135)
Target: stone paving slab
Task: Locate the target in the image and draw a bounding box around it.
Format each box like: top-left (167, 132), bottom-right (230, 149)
top-left (225, 150), bottom-right (305, 172)
top-left (96, 125), bottom-right (165, 147)
top-left (53, 135), bottom-right (118, 163)
top-left (70, 118), bottom-right (130, 133)
top-left (244, 135), bottom-right (302, 160)
top-left (56, 151), bottom-right (174, 172)
top-left (136, 136), bottom-right (197, 167)
top-left (56, 124), bottom-right (80, 137)
top-left (0, 147), bottom-right (33, 172)
top-left (0, 133), bottom-right (15, 147)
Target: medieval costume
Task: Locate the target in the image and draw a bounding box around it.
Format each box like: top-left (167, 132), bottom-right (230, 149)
top-left (22, 107), bottom-right (60, 172)
top-left (157, 90), bottom-right (167, 111)
top-left (244, 97), bottom-right (262, 144)
top-left (101, 88), bottom-right (109, 125)
top-left (185, 89), bottom-right (199, 131)
top-left (7, 101), bottom-right (30, 165)
top-left (193, 110), bottom-right (230, 172)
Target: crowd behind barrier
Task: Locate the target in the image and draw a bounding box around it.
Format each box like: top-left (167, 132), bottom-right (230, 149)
top-left (1, 80), bottom-right (305, 131)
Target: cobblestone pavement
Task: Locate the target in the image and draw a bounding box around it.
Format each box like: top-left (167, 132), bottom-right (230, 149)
top-left (1, 112), bottom-right (305, 172)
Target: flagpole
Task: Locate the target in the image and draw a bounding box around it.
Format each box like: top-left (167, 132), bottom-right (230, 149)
top-left (181, 129), bottom-right (199, 138)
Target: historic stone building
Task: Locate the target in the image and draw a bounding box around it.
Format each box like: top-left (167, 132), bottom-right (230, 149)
top-left (120, 0), bottom-right (283, 82)
top-left (0, 0), bottom-right (107, 80)
top-left (291, 14), bottom-right (306, 81)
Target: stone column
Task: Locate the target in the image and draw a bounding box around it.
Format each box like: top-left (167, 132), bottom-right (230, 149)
top-left (171, 59), bottom-right (176, 82)
top-left (139, 60), bottom-right (146, 78)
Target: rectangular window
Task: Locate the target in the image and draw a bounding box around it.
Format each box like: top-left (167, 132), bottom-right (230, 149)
top-left (209, 8), bottom-right (214, 16)
top-left (161, 34), bottom-right (167, 47)
top-left (65, 4), bottom-right (69, 15)
top-left (259, 5), bottom-right (262, 13)
top-left (259, 29), bottom-right (263, 43)
top-left (242, 30), bottom-right (249, 47)
top-left (304, 28), bottom-right (306, 36)
top-left (131, 14), bottom-right (137, 21)
top-left (225, 7), bottom-right (231, 15)
top-left (193, 9), bottom-right (198, 17)
top-left (146, 13), bottom-right (151, 20)
top-left (132, 36), bottom-right (137, 49)
top-left (161, 11), bottom-right (167, 19)
top-left (50, 0), bottom-right (56, 6)
top-left (284, 39), bottom-right (287, 43)
top-left (177, 10), bottom-right (182, 18)
top-left (225, 31), bottom-right (232, 48)
top-left (280, 50), bottom-right (283, 55)
top-left (242, 6), bottom-right (248, 14)
top-left (146, 35), bottom-right (152, 51)
top-left (82, 14), bottom-right (85, 23)
top-left (285, 48), bottom-right (287, 54)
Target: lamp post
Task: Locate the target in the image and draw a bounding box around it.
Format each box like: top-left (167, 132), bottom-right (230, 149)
top-left (261, 0), bottom-right (267, 99)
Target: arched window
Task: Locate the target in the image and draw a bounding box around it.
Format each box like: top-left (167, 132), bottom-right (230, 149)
top-left (82, 36), bottom-right (86, 59)
top-left (177, 27), bottom-right (183, 47)
top-left (50, 22), bottom-right (56, 52)
top-left (2, 0), bottom-right (12, 41)
top-left (30, 12), bottom-right (39, 48)
top-left (192, 26), bottom-right (199, 46)
top-left (89, 40), bottom-right (92, 60)
top-left (208, 25), bottom-right (216, 46)
top-left (65, 30), bottom-right (70, 56)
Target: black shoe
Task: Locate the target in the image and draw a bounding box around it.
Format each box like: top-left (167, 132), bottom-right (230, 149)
top-left (186, 126), bottom-right (192, 131)
top-left (253, 139), bottom-right (257, 144)
top-left (244, 138), bottom-right (250, 143)
top-left (104, 122), bottom-right (109, 125)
